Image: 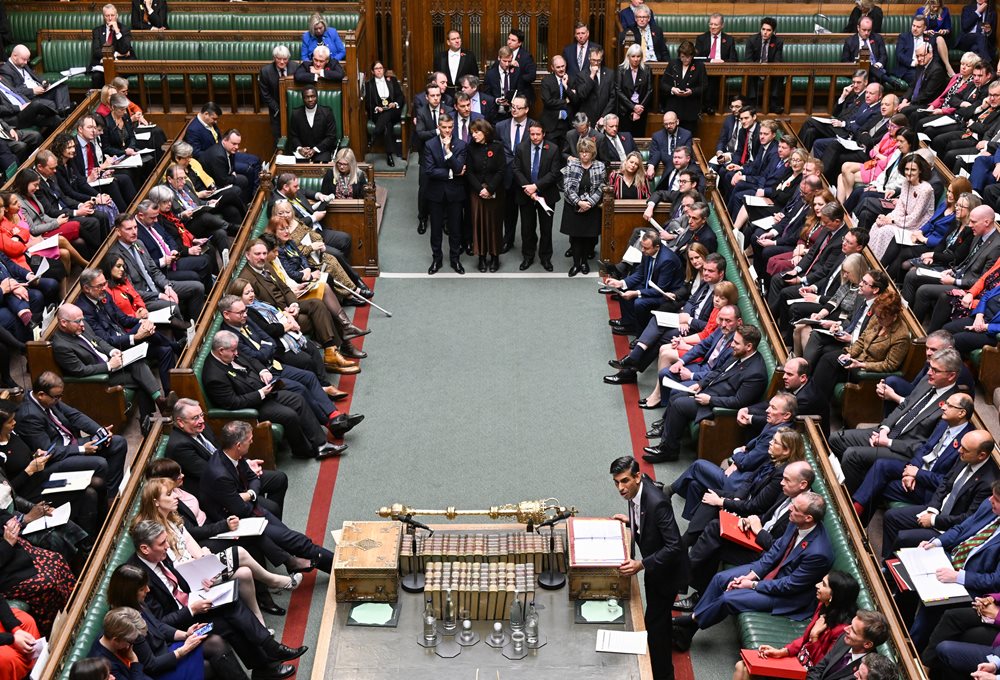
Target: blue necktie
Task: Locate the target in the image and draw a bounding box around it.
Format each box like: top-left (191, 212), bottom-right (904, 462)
top-left (0, 82), bottom-right (26, 106)
top-left (513, 122), bottom-right (522, 150)
top-left (531, 145), bottom-right (540, 183)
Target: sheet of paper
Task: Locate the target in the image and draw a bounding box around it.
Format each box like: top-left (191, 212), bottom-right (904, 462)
top-left (744, 196), bottom-right (771, 206)
top-left (918, 132), bottom-right (931, 143)
top-left (42, 470), bottom-right (95, 495)
top-left (651, 310), bottom-right (680, 327)
top-left (211, 517), bottom-right (268, 539)
top-left (275, 154), bottom-right (298, 165)
top-left (915, 267), bottom-right (945, 280)
top-left (648, 279), bottom-right (668, 298)
top-left (114, 154), bottom-right (143, 168)
top-left (196, 580), bottom-right (238, 606)
top-left (60, 67), bottom-right (88, 77)
top-left (27, 235), bottom-right (59, 254)
top-left (120, 342), bottom-right (149, 367)
top-left (88, 177), bottom-right (114, 187)
top-left (810, 116), bottom-right (837, 124)
top-left (175, 554), bottom-right (225, 588)
top-left (622, 245), bottom-right (642, 264)
top-left (135, 132), bottom-right (152, 141)
top-left (785, 297), bottom-right (807, 305)
top-left (22, 502), bottom-right (71, 535)
top-left (661, 375), bottom-right (697, 393)
top-left (897, 546), bottom-right (971, 601)
top-left (922, 115), bottom-right (957, 128)
top-left (836, 137), bottom-right (864, 151)
top-left (46, 77), bottom-right (69, 90)
top-left (734, 229), bottom-right (746, 251)
top-left (147, 307), bottom-right (172, 324)
top-left (893, 227), bottom-right (917, 246)
top-left (136, 123), bottom-right (157, 130)
top-left (29, 638), bottom-right (48, 679)
top-left (596, 629), bottom-right (647, 654)
top-left (752, 216), bottom-right (775, 229)
top-left (34, 257), bottom-right (50, 278)
top-left (571, 519), bottom-right (626, 565)
top-left (959, 154), bottom-right (981, 163)
top-left (536, 196), bottom-right (554, 215)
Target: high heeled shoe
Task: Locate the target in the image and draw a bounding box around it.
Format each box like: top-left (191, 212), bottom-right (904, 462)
top-left (638, 399), bottom-right (661, 410)
top-left (283, 573), bottom-right (303, 590)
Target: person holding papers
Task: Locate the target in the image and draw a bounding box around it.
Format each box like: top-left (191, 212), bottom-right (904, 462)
top-left (881, 179), bottom-right (970, 281)
top-left (605, 228), bottom-right (683, 336)
top-left (609, 455), bottom-right (688, 680)
top-left (672, 491), bottom-right (835, 651)
top-left (126, 520), bottom-right (304, 679)
top-left (804, 615), bottom-right (892, 680)
top-left (789, 251), bottom-right (868, 355)
top-left (733, 570), bottom-right (859, 680)
top-left (134, 478), bottom-right (301, 629)
top-left (52, 303), bottom-right (167, 435)
top-left (908, 480), bottom-right (1000, 647)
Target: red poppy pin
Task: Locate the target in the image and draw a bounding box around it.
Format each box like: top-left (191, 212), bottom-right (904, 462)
top-left (487, 150), bottom-right (494, 157)
top-left (800, 541), bottom-right (809, 549)
top-left (938, 401), bottom-right (946, 409)
top-left (769, 43), bottom-right (776, 49)
top-left (953, 440), bottom-right (960, 448)
top-left (543, 144), bottom-right (550, 150)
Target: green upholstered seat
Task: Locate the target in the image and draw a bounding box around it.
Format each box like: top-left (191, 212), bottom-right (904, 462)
top-left (282, 87), bottom-right (348, 150)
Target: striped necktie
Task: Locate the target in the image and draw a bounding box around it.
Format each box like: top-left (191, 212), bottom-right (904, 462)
top-left (951, 517), bottom-right (1000, 569)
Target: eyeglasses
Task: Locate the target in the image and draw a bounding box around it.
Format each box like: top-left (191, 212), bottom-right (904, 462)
top-left (44, 392), bottom-right (63, 401)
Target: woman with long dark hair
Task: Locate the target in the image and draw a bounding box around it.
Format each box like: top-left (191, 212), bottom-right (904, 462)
top-left (363, 60), bottom-right (405, 165)
top-left (465, 119), bottom-right (506, 272)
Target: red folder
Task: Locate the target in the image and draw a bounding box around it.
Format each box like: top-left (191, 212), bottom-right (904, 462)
top-left (720, 510), bottom-right (763, 552)
top-left (740, 649), bottom-right (808, 680)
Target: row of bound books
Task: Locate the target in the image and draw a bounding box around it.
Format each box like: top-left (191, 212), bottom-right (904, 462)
top-left (399, 531), bottom-right (566, 574)
top-left (425, 560), bottom-right (536, 620)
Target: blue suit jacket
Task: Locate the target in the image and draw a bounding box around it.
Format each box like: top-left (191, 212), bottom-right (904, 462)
top-left (733, 422), bottom-right (783, 473)
top-left (939, 499), bottom-right (1000, 593)
top-left (77, 294), bottom-right (140, 349)
top-left (622, 245), bottom-right (683, 299)
top-left (908, 420), bottom-right (974, 489)
top-left (647, 127), bottom-right (694, 170)
top-left (682, 328), bottom-right (734, 379)
top-left (844, 101), bottom-right (881, 135)
top-left (759, 158), bottom-right (793, 197)
top-left (715, 114), bottom-right (739, 154)
top-left (494, 116), bottom-right (537, 188)
top-left (422, 136), bottom-right (468, 202)
top-left (742, 142), bottom-right (779, 188)
top-left (696, 351), bottom-right (769, 418)
top-left (183, 121), bottom-right (219, 158)
top-left (750, 521), bottom-right (835, 617)
top-left (893, 32), bottom-right (919, 78)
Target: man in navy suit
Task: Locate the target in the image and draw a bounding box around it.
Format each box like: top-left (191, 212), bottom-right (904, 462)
top-left (413, 83), bottom-right (454, 235)
top-left (610, 456), bottom-right (688, 680)
top-left (880, 430), bottom-right (997, 559)
top-left (724, 120), bottom-right (779, 204)
top-left (482, 47), bottom-right (524, 121)
top-left (644, 325), bottom-right (769, 463)
top-left (842, 17), bottom-right (888, 82)
top-left (727, 129), bottom-right (792, 216)
top-left (596, 113), bottom-right (636, 165)
top-left (957, 0), bottom-right (996, 62)
top-left (744, 18), bottom-right (786, 112)
top-left (618, 5), bottom-right (668, 63)
top-left (852, 393), bottom-right (975, 523)
top-left (605, 228), bottom-right (683, 333)
top-left (505, 30), bottom-right (537, 105)
top-left (513, 122), bottom-right (560, 271)
top-left (655, 146), bottom-right (705, 195)
top-left (807, 616), bottom-right (892, 680)
top-left (652, 305), bottom-right (740, 388)
top-left (714, 96), bottom-right (745, 158)
top-left (495, 95), bottom-right (535, 254)
top-left (423, 114), bottom-right (467, 275)
top-left (563, 22), bottom-right (602, 79)
top-left (674, 491), bottom-right (835, 650)
top-left (646, 111), bottom-right (693, 180)
top-left (893, 15), bottom-right (931, 82)
top-left (457, 75), bottom-right (497, 123)
top-left (878, 330), bottom-right (976, 416)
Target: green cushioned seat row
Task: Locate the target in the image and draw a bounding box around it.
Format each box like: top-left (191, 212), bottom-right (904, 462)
top-left (655, 13), bottom-right (912, 35)
top-left (280, 88), bottom-right (348, 150)
top-left (13, 12), bottom-right (358, 45)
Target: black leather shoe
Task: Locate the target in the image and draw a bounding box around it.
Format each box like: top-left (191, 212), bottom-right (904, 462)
top-left (316, 443), bottom-right (348, 459)
top-left (638, 399), bottom-right (661, 410)
top-left (642, 447), bottom-right (679, 463)
top-left (611, 326), bottom-right (633, 336)
top-left (568, 265), bottom-right (580, 277)
top-left (651, 417), bottom-right (663, 428)
top-left (519, 258), bottom-right (533, 271)
top-left (329, 413), bottom-right (365, 437)
top-left (464, 245), bottom-right (475, 257)
top-left (598, 286), bottom-right (617, 294)
top-left (501, 243), bottom-right (512, 254)
top-left (270, 644), bottom-right (308, 662)
top-left (580, 262), bottom-right (590, 274)
top-left (340, 345), bottom-right (367, 360)
top-left (451, 260), bottom-right (465, 275)
top-left (598, 259), bottom-right (616, 276)
top-left (258, 600), bottom-right (287, 616)
top-left (478, 256), bottom-right (488, 273)
top-left (628, 339), bottom-right (637, 349)
top-left (564, 247), bottom-right (573, 258)
top-left (386, 154), bottom-right (395, 167)
top-left (428, 260), bottom-right (441, 275)
top-left (489, 256), bottom-right (499, 272)
top-left (603, 370), bottom-right (637, 385)
top-left (357, 286), bottom-right (374, 299)
top-left (541, 260), bottom-right (553, 271)
top-left (609, 357), bottom-right (633, 369)
top-left (645, 425), bottom-right (663, 439)
top-left (418, 220), bottom-right (427, 234)
top-left (253, 664), bottom-right (296, 680)
top-left (674, 593), bottom-right (699, 612)
top-left (609, 318), bottom-right (626, 328)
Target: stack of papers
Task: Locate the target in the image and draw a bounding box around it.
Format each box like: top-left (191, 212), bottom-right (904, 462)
top-left (212, 517), bottom-right (268, 539)
top-left (923, 116), bottom-right (956, 128)
top-left (897, 546), bottom-right (970, 604)
top-left (571, 519), bottom-right (626, 566)
top-left (596, 630), bottom-right (647, 654)
top-left (42, 470), bottom-right (94, 495)
top-left (22, 503), bottom-right (72, 535)
top-left (651, 310), bottom-right (680, 328)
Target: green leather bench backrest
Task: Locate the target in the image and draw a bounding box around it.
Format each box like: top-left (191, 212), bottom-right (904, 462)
top-left (285, 88), bottom-right (344, 139)
top-left (39, 39), bottom-right (90, 74)
top-left (655, 13), bottom-right (911, 36)
top-left (300, 178), bottom-right (323, 193)
top-left (200, 41), bottom-right (300, 63)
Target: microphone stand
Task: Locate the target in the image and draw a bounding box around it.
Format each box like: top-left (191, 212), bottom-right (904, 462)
top-left (536, 514), bottom-right (567, 590)
top-left (397, 513), bottom-right (432, 593)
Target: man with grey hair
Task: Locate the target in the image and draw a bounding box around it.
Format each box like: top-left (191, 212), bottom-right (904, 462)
top-left (898, 41), bottom-right (948, 114)
top-left (201, 330), bottom-right (346, 459)
top-left (259, 44), bottom-right (299, 144)
top-left (617, 4), bottom-right (668, 63)
top-left (596, 113), bottom-right (636, 164)
top-left (126, 519), bottom-right (305, 678)
top-left (133, 198), bottom-right (213, 288)
top-left (572, 46), bottom-right (614, 130)
top-left (878, 330), bottom-right (974, 415)
top-left (161, 163), bottom-right (236, 246)
top-left (293, 44), bottom-right (345, 85)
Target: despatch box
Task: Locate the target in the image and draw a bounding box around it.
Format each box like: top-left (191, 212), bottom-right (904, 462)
top-left (333, 521), bottom-right (402, 603)
top-left (567, 517), bottom-right (631, 600)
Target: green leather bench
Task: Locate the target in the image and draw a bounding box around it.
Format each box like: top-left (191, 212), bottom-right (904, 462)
top-left (280, 87), bottom-right (348, 152)
top-left (656, 14), bottom-right (911, 35)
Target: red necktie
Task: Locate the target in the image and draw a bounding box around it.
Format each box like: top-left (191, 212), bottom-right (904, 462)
top-left (160, 564), bottom-right (189, 606)
top-left (106, 28), bottom-right (113, 45)
top-left (710, 36), bottom-right (718, 59)
top-left (804, 233), bottom-right (832, 276)
top-left (740, 130), bottom-right (750, 164)
top-left (763, 535), bottom-right (798, 580)
top-left (86, 142), bottom-right (98, 172)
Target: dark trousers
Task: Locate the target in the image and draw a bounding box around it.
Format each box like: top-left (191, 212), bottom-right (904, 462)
top-left (51, 434), bottom-right (128, 497)
top-left (943, 316), bottom-right (996, 354)
top-left (503, 193), bottom-right (519, 250)
top-left (429, 198), bottom-right (463, 263)
top-left (276, 364), bottom-right (335, 423)
top-left (924, 606), bottom-right (998, 667)
top-left (257, 389), bottom-right (327, 457)
top-left (687, 517), bottom-right (762, 594)
top-left (644, 573), bottom-right (678, 680)
top-left (519, 200), bottom-right (554, 261)
top-left (880, 503), bottom-right (938, 559)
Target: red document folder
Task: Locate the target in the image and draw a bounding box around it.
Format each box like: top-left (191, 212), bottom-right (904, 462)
top-left (720, 511), bottom-right (763, 552)
top-left (740, 649), bottom-right (808, 680)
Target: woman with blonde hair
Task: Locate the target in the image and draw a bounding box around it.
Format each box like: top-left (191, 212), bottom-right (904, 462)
top-left (95, 85), bottom-right (118, 117)
top-left (560, 136), bottom-right (605, 276)
top-left (301, 14), bottom-right (346, 62)
top-left (791, 252), bottom-right (869, 356)
top-left (609, 151), bottom-right (650, 199)
top-left (321, 148), bottom-right (368, 199)
top-left (133, 478), bottom-right (301, 629)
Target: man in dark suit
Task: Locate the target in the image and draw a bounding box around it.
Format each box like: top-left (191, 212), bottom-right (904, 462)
top-left (618, 5), bottom-right (668, 63)
top-left (482, 47), bottom-right (525, 121)
top-left (797, 71), bottom-right (869, 149)
top-left (852, 393), bottom-right (975, 523)
top-left (413, 83), bottom-right (454, 234)
top-left (596, 114), bottom-right (636, 165)
top-left (605, 228), bottom-right (683, 334)
top-left (110, 215), bottom-right (205, 321)
top-left (830, 348), bottom-right (966, 491)
top-left (810, 84), bottom-right (885, 176)
top-left (572, 47), bottom-right (615, 131)
top-left (16, 371), bottom-right (126, 500)
top-left (53, 302), bottom-right (166, 429)
top-left (166, 397), bottom-right (225, 497)
top-left (737, 358), bottom-right (822, 436)
top-left (258, 46), bottom-right (297, 145)
top-left (696, 13), bottom-right (738, 113)
top-left (646, 111), bottom-right (693, 181)
top-left (880, 429), bottom-right (997, 558)
top-left (655, 146), bottom-right (705, 196)
top-left (0, 47), bottom-right (67, 115)
top-left (433, 30), bottom-right (479, 95)
top-left (727, 125), bottom-right (790, 215)
top-left (899, 43), bottom-right (949, 115)
top-left (201, 420), bottom-right (336, 574)
top-left (90, 5), bottom-right (133, 73)
top-left (33, 150), bottom-right (108, 256)
top-left (877, 330), bottom-right (976, 416)
top-left (563, 22), bottom-right (602, 80)
top-left (513, 122), bottom-right (560, 271)
top-left (674, 491), bottom-right (835, 650)
top-left (134, 199), bottom-right (212, 289)
top-left (505, 29), bottom-right (537, 105)
top-left (893, 15), bottom-right (931, 83)
top-left (200, 129), bottom-right (258, 204)
top-left (644, 325), bottom-right (768, 463)
top-left (842, 17), bottom-right (888, 82)
top-left (127, 520), bottom-right (302, 679)
top-left (806, 614), bottom-right (891, 680)
top-left (270, 173), bottom-right (351, 258)
top-left (643, 306), bottom-right (739, 393)
top-left (495, 95), bottom-right (535, 254)
top-left (610, 456), bottom-right (688, 680)
top-left (539, 55), bottom-right (573, 149)
top-left (714, 96), bottom-right (745, 158)
top-left (184, 103), bottom-right (225, 157)
top-left (77, 267), bottom-right (177, 394)
top-left (292, 45), bottom-right (345, 86)
top-left (767, 203), bottom-right (850, 310)
top-left (285, 86), bottom-right (338, 163)
top-left (681, 461), bottom-right (815, 607)
top-left (563, 114), bottom-right (599, 164)
top-left (72, 115), bottom-right (137, 207)
top-left (744, 17), bottom-right (785, 112)
top-left (423, 113), bottom-right (467, 275)
top-left (670, 202), bottom-right (717, 256)
top-left (201, 330), bottom-right (342, 460)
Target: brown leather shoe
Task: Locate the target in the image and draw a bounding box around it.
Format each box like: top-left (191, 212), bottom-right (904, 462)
top-left (323, 386), bottom-right (350, 400)
top-left (323, 347), bottom-right (357, 368)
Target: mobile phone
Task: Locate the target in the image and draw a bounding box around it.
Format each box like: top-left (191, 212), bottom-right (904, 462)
top-left (838, 356), bottom-right (853, 367)
top-left (194, 623), bottom-right (213, 636)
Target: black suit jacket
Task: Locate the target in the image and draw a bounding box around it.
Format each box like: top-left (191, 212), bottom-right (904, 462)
top-left (928, 460), bottom-right (999, 530)
top-left (412, 103), bottom-right (454, 153)
top-left (432, 50), bottom-right (480, 89)
top-left (51, 327), bottom-right (116, 378)
top-left (166, 425), bottom-right (220, 495)
top-left (199, 450), bottom-right (265, 521)
top-left (15, 395), bottom-right (101, 462)
top-left (90, 24), bottom-right (134, 66)
top-left (258, 60), bottom-right (298, 116)
top-left (744, 34), bottom-right (784, 63)
top-left (513, 140), bottom-right (562, 205)
top-left (131, 0), bottom-right (168, 29)
top-left (362, 76), bottom-right (405, 120)
top-left (906, 60), bottom-right (949, 107)
top-left (422, 136), bottom-right (467, 202)
top-left (125, 554), bottom-right (195, 629)
top-left (695, 31), bottom-right (738, 61)
top-left (286, 105), bottom-right (339, 155)
top-left (292, 60), bottom-right (345, 85)
top-left (806, 637), bottom-right (865, 680)
top-left (626, 475), bottom-right (689, 591)
top-left (538, 74), bottom-right (572, 133)
top-left (201, 353), bottom-right (266, 412)
top-left (572, 66), bottom-right (615, 126)
top-left (0, 61), bottom-right (45, 101)
top-left (695, 352), bottom-right (769, 421)
top-left (841, 33), bottom-right (888, 67)
top-left (596, 131), bottom-right (637, 165)
top-left (199, 143), bottom-right (239, 189)
top-left (110, 239), bottom-right (169, 301)
top-left (562, 41), bottom-right (602, 79)
top-left (615, 65), bottom-right (652, 118)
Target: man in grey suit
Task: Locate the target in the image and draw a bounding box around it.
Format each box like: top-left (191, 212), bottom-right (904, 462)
top-left (829, 348), bottom-right (966, 491)
top-left (109, 213), bottom-right (205, 321)
top-left (572, 47), bottom-right (615, 128)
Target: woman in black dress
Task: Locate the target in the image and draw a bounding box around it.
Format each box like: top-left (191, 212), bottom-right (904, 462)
top-left (660, 41), bottom-right (706, 134)
top-left (616, 44), bottom-right (652, 138)
top-left (363, 61), bottom-right (405, 166)
top-left (466, 119), bottom-right (507, 272)
top-left (560, 137), bottom-right (606, 276)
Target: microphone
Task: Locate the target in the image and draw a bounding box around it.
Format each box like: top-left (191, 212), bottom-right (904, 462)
top-left (396, 514), bottom-right (434, 535)
top-left (536, 510), bottom-right (574, 531)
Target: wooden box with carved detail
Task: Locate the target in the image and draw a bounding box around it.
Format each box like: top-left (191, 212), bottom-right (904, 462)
top-left (567, 518), bottom-right (631, 601)
top-left (333, 521), bottom-right (402, 603)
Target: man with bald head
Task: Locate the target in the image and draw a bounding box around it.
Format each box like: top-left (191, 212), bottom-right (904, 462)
top-left (737, 358), bottom-right (820, 436)
top-left (842, 17), bottom-right (888, 82)
top-left (0, 46), bottom-right (63, 134)
top-left (810, 83), bottom-right (884, 172)
top-left (646, 111), bottom-right (693, 180)
top-left (0, 44), bottom-right (71, 112)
